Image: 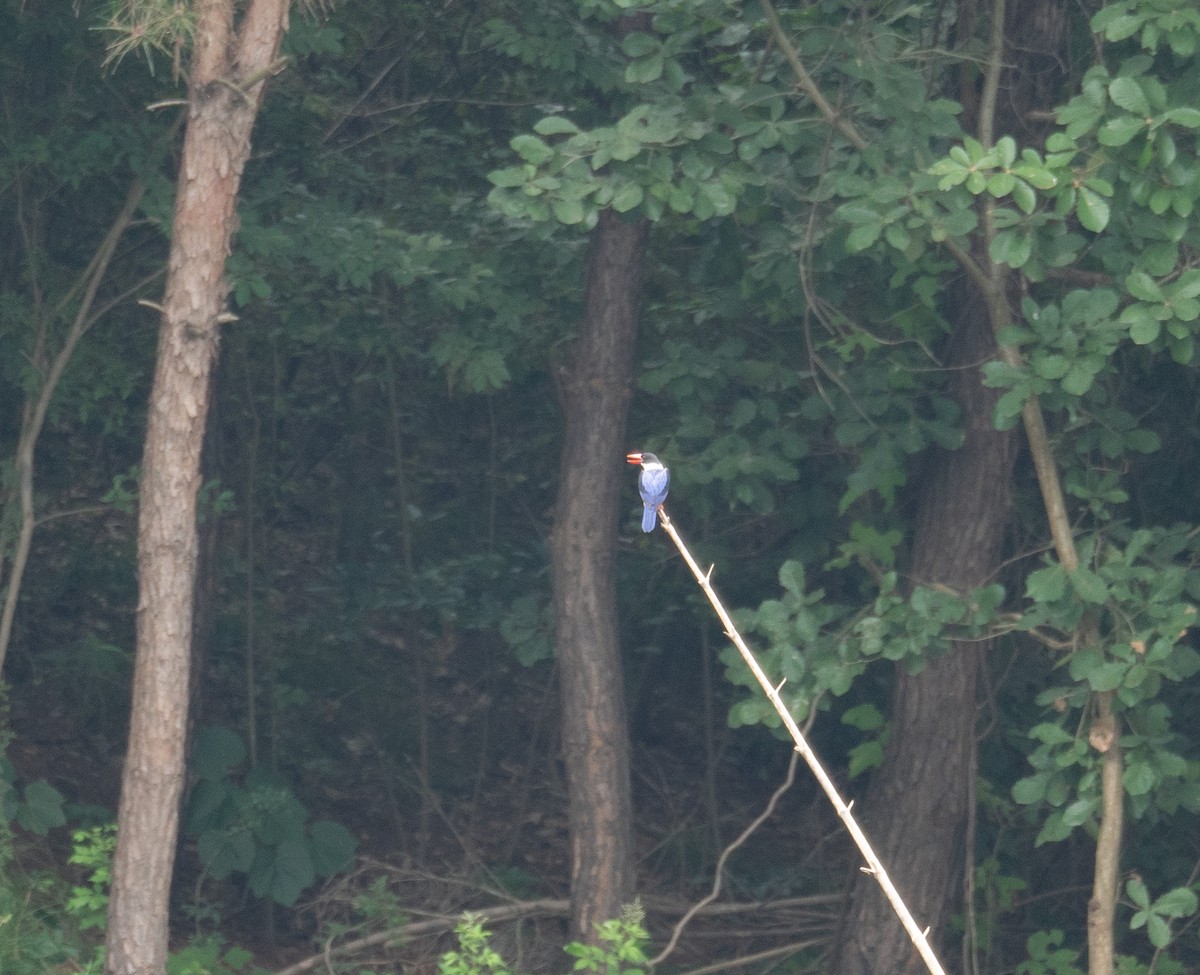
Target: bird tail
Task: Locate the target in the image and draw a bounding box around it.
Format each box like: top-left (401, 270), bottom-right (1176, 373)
top-left (641, 505), bottom-right (658, 533)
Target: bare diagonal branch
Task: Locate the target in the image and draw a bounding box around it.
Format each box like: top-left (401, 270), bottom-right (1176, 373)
top-left (654, 508), bottom-right (949, 975)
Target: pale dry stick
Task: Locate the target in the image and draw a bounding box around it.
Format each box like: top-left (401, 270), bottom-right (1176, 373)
top-left (655, 507), bottom-right (948, 975)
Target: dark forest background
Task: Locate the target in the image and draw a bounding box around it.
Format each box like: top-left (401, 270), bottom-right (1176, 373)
top-left (4, 0), bottom-right (1200, 973)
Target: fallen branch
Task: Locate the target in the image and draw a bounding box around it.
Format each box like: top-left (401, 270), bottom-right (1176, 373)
top-left (654, 507), bottom-right (948, 975)
top-left (274, 891), bottom-right (840, 975)
top-left (273, 898), bottom-right (569, 975)
top-left (651, 751), bottom-right (800, 967)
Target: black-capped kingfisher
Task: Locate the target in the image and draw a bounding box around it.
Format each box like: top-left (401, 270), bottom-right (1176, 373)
top-left (626, 451), bottom-right (670, 532)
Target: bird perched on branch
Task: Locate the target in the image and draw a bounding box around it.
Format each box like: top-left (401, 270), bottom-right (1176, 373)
top-left (626, 451), bottom-right (670, 533)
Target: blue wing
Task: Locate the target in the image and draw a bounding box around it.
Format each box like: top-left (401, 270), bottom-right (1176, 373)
top-left (637, 467), bottom-right (670, 532)
top-left (638, 468), bottom-right (670, 506)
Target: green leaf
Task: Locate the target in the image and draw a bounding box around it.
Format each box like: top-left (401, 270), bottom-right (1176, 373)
top-left (620, 32), bottom-right (660, 57)
top-left (463, 349), bottom-right (511, 390)
top-left (1126, 309), bottom-right (1162, 345)
top-left (1061, 797), bottom-right (1096, 827)
top-left (1147, 914), bottom-right (1171, 949)
top-left (1155, 887), bottom-right (1198, 918)
top-left (1127, 876), bottom-right (1152, 909)
top-left (1085, 661), bottom-right (1127, 692)
top-left (995, 136), bottom-right (1017, 168)
top-left (310, 820), bottom-right (357, 876)
top-left (1097, 116), bottom-right (1146, 147)
top-left (846, 222), bottom-right (882, 252)
top-left (193, 726), bottom-right (247, 781)
top-left (847, 739), bottom-right (884, 779)
top-left (1012, 774), bottom-right (1047, 805)
top-left (611, 182), bottom-right (644, 213)
top-left (487, 166), bottom-right (527, 188)
top-left (1109, 77), bottom-right (1150, 115)
top-left (1095, 11), bottom-right (1142, 41)
top-left (533, 116), bottom-right (580, 136)
top-left (1026, 564), bottom-right (1066, 602)
top-left (1076, 187), bottom-right (1110, 232)
top-left (198, 829), bottom-right (255, 879)
top-left (626, 56), bottom-right (664, 84)
top-left (1166, 106), bottom-right (1200, 128)
top-left (842, 702), bottom-right (884, 731)
top-left (1123, 760), bottom-right (1155, 795)
top-left (511, 134), bottom-right (554, 165)
top-left (552, 199), bottom-right (586, 225)
top-left (1011, 178), bottom-right (1037, 214)
top-left (987, 171), bottom-right (1016, 197)
top-left (1032, 353), bottom-right (1070, 380)
top-left (16, 780), bottom-right (66, 835)
top-left (249, 839), bottom-right (315, 907)
top-left (1061, 360), bottom-right (1097, 396)
top-left (990, 229), bottom-right (1031, 268)
top-left (1069, 567), bottom-right (1108, 603)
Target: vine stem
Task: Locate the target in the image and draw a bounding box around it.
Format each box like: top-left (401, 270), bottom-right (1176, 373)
top-left (655, 508), bottom-right (948, 975)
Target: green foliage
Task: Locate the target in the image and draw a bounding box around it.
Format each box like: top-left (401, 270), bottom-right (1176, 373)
top-left (0, 716), bottom-right (66, 836)
top-left (563, 902), bottom-right (649, 975)
top-left (499, 593), bottom-right (556, 666)
top-left (841, 703), bottom-right (887, 780)
top-left (0, 775), bottom-right (102, 974)
top-left (729, 560), bottom-right (1004, 728)
top-left (1126, 876), bottom-right (1198, 949)
top-left (10, 0), bottom-right (1200, 970)
top-left (167, 938), bottom-right (267, 975)
top-left (439, 902), bottom-right (649, 975)
top-left (185, 727), bottom-right (356, 907)
top-left (1011, 526), bottom-right (1200, 845)
top-left (65, 825), bottom-right (117, 932)
top-left (1017, 930), bottom-right (1085, 975)
top-left (440, 915), bottom-right (518, 975)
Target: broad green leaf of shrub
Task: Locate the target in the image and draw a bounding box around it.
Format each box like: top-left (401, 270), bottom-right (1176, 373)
top-left (249, 839), bottom-right (315, 907)
top-left (310, 820), bottom-right (357, 876)
top-left (16, 780), bottom-right (66, 835)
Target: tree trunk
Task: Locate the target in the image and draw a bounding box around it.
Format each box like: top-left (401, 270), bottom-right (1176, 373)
top-left (551, 208), bottom-right (648, 940)
top-left (831, 296), bottom-right (1018, 975)
top-left (105, 2), bottom-right (289, 973)
top-left (830, 2), bottom-right (1067, 970)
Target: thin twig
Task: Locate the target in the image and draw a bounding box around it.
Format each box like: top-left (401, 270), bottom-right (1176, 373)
top-left (654, 507), bottom-right (948, 975)
top-left (651, 751), bottom-right (800, 966)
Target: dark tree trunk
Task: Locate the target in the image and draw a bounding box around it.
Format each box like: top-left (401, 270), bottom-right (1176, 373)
top-left (830, 299), bottom-right (1018, 975)
top-left (551, 208), bottom-right (648, 939)
top-left (831, 3), bottom-right (1066, 971)
top-left (105, 2), bottom-right (289, 973)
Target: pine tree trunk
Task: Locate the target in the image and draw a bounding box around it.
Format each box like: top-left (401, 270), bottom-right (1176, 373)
top-left (105, 3), bottom-right (288, 972)
top-left (551, 209), bottom-right (648, 939)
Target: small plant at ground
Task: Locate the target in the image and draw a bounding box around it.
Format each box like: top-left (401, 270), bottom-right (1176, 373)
top-left (563, 902), bottom-right (649, 975)
top-left (439, 914), bottom-right (517, 975)
top-left (439, 902), bottom-right (650, 975)
top-left (168, 936), bottom-right (269, 975)
top-left (185, 725), bottom-right (357, 907)
top-left (65, 823), bottom-right (117, 931)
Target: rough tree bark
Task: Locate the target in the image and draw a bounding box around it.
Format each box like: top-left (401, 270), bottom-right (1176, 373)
top-left (551, 208), bottom-right (649, 939)
top-left (105, 2), bottom-right (289, 972)
top-left (830, 1), bottom-right (1067, 972)
top-left (830, 299), bottom-right (1018, 975)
